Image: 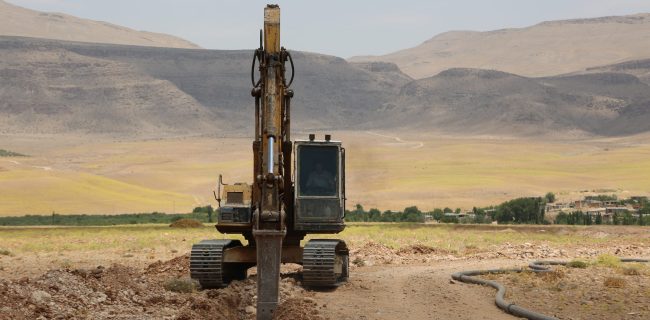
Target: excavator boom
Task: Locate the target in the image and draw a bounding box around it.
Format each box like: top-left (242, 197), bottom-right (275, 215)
top-left (190, 5), bottom-right (348, 320)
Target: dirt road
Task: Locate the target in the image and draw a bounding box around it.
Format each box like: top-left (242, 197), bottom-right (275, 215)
top-left (317, 260), bottom-right (519, 320)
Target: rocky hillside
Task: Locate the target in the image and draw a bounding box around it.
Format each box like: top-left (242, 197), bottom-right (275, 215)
top-left (582, 59), bottom-right (650, 86)
top-left (350, 13), bottom-right (650, 79)
top-left (381, 68), bottom-right (650, 136)
top-left (0, 36), bottom-right (411, 136)
top-left (3, 35), bottom-right (650, 137)
top-left (0, 0), bottom-right (199, 49)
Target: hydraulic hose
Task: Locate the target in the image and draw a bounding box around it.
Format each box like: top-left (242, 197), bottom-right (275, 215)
top-left (451, 257), bottom-right (649, 320)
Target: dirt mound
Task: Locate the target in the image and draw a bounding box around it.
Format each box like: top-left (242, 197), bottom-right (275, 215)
top-left (273, 297), bottom-right (326, 320)
top-left (146, 253), bottom-right (190, 279)
top-left (348, 242), bottom-right (461, 266)
top-left (396, 244), bottom-right (451, 255)
top-left (169, 218), bottom-right (203, 228)
top-left (349, 241), bottom-right (398, 266)
top-left (0, 264), bottom-right (168, 319)
top-left (0, 255), bottom-right (320, 320)
top-left (176, 282), bottom-right (245, 320)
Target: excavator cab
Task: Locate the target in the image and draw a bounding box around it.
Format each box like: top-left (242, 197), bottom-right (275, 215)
top-left (294, 134), bottom-right (345, 232)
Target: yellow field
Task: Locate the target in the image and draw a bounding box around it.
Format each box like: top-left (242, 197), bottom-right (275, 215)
top-left (1, 131), bottom-right (650, 215)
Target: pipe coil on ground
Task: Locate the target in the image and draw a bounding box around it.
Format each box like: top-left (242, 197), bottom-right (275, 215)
top-left (451, 258), bottom-right (649, 320)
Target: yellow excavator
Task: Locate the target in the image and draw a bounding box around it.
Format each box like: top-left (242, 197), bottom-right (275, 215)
top-left (190, 4), bottom-right (349, 319)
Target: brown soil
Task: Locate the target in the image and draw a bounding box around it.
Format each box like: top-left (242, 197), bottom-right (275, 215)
top-left (1, 239), bottom-right (649, 319)
top-left (0, 255), bottom-right (319, 320)
top-left (169, 219), bottom-right (204, 228)
top-left (272, 298), bottom-right (327, 320)
top-left (485, 265), bottom-right (650, 320)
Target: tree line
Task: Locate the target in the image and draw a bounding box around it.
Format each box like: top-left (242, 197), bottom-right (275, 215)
top-left (345, 196), bottom-right (545, 224)
top-left (2, 196), bottom-right (648, 226)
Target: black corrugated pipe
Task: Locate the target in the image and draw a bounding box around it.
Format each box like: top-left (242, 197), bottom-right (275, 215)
top-left (452, 257), bottom-right (649, 320)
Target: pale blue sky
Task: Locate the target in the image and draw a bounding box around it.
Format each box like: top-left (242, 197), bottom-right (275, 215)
top-left (7, 0), bottom-right (650, 57)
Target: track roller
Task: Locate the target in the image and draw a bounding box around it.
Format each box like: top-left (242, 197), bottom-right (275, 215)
top-left (302, 239), bottom-right (349, 287)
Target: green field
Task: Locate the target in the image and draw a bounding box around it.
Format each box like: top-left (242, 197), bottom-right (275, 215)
top-left (0, 223), bottom-right (641, 256)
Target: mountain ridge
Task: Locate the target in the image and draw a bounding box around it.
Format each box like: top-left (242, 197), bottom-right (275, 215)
top-left (349, 12), bottom-right (650, 79)
top-left (0, 0), bottom-right (200, 49)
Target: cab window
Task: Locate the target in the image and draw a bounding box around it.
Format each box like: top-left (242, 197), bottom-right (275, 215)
top-left (298, 145), bottom-right (338, 197)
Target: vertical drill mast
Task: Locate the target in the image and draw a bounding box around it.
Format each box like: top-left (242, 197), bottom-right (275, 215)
top-left (252, 4), bottom-right (291, 319)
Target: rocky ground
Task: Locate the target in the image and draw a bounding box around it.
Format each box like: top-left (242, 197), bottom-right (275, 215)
top-left (0, 254), bottom-right (323, 320)
top-left (1, 227), bottom-right (649, 319)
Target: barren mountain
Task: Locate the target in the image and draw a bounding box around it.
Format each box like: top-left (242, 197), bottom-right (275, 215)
top-left (0, 0), bottom-right (199, 49)
top-left (350, 13), bottom-right (650, 79)
top-left (581, 58), bottom-right (650, 85)
top-left (381, 68), bottom-right (650, 136)
top-left (3, 35), bottom-right (650, 137)
top-left (0, 36), bottom-right (411, 136)
top-left (0, 40), bottom-right (216, 137)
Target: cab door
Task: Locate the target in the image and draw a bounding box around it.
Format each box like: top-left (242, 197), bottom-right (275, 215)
top-left (294, 142), bottom-right (345, 232)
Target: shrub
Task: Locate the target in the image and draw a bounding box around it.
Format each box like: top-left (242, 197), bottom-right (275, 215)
top-left (164, 278), bottom-right (197, 293)
top-left (0, 249), bottom-right (11, 256)
top-left (545, 192), bottom-right (556, 203)
top-left (595, 254), bottom-right (621, 268)
top-left (169, 218), bottom-right (203, 228)
top-left (566, 260), bottom-right (588, 268)
top-left (0, 149), bottom-right (27, 157)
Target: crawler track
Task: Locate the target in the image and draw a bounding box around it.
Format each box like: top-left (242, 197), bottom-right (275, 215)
top-left (302, 239), bottom-right (349, 287)
top-left (190, 239), bottom-right (243, 289)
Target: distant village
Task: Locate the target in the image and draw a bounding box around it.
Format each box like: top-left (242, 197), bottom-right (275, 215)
top-left (544, 195), bottom-right (648, 224)
top-left (430, 195), bottom-right (649, 225)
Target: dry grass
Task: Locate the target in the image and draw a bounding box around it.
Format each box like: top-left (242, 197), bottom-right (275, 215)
top-left (595, 254), bottom-right (622, 268)
top-left (540, 269), bottom-right (565, 282)
top-left (0, 223), bottom-right (648, 281)
top-left (1, 132), bottom-right (650, 215)
top-left (0, 224), bottom-right (613, 256)
top-left (621, 267), bottom-right (641, 276)
top-left (603, 276), bottom-right (626, 288)
top-left (620, 263), bottom-right (647, 276)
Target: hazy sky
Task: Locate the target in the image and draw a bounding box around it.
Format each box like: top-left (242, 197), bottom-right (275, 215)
top-left (7, 0), bottom-right (650, 57)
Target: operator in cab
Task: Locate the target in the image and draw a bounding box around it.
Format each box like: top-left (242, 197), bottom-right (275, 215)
top-left (306, 163), bottom-right (335, 195)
